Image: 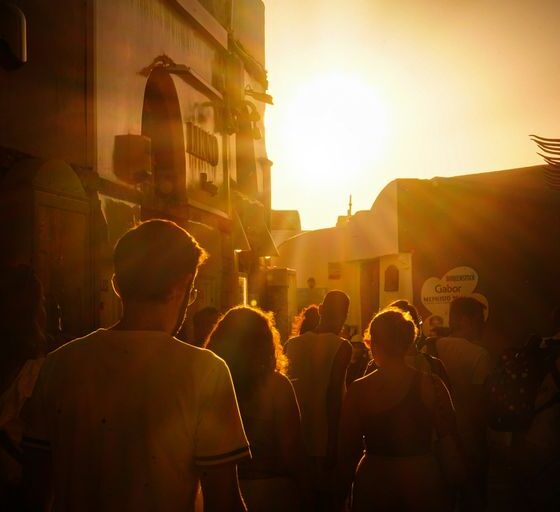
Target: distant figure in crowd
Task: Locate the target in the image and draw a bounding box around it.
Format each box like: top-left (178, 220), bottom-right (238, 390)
top-left (340, 324), bottom-right (355, 341)
top-left (343, 324), bottom-right (371, 387)
top-left (421, 296), bottom-right (491, 506)
top-left (192, 306), bottom-right (220, 347)
top-left (206, 306), bottom-right (306, 511)
top-left (338, 308), bottom-right (466, 512)
top-left (292, 304), bottom-right (320, 337)
top-left (285, 290), bottom-right (352, 510)
top-left (21, 220), bottom-right (249, 511)
top-left (0, 265), bottom-right (46, 506)
top-left (299, 277), bottom-right (324, 311)
top-left (345, 338), bottom-right (371, 388)
top-left (391, 300), bottom-right (452, 390)
top-left (428, 314), bottom-right (448, 337)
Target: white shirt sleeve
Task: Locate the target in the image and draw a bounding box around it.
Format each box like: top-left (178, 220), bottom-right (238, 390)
top-left (194, 357), bottom-right (250, 466)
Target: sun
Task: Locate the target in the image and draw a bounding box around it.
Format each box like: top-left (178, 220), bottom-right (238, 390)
top-left (269, 72), bottom-right (391, 193)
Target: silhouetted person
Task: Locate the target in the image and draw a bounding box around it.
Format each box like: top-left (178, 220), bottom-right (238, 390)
top-left (389, 300), bottom-right (452, 391)
top-left (0, 265), bottom-right (46, 507)
top-left (299, 277), bottom-right (324, 310)
top-left (345, 338), bottom-right (371, 388)
top-left (21, 220), bottom-right (249, 511)
top-left (192, 306), bottom-right (220, 347)
top-left (428, 314), bottom-right (446, 337)
top-left (206, 306), bottom-right (306, 511)
top-left (285, 290), bottom-right (351, 510)
top-left (338, 308), bottom-right (466, 511)
top-left (421, 296), bottom-right (491, 508)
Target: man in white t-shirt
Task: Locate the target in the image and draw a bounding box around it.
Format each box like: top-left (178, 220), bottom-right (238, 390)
top-left (21, 220), bottom-right (250, 511)
top-left (423, 296), bottom-right (491, 505)
top-left (286, 290), bottom-right (352, 510)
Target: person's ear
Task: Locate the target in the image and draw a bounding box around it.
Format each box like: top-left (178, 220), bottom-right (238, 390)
top-left (111, 275), bottom-right (122, 299)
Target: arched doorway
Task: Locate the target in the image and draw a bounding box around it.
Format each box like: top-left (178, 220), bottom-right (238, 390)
top-left (0, 158), bottom-right (92, 347)
top-left (141, 69), bottom-right (186, 198)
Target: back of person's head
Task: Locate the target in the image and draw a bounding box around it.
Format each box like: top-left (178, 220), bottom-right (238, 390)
top-left (0, 264), bottom-right (45, 362)
top-left (449, 296), bottom-right (485, 337)
top-left (365, 307), bottom-right (418, 359)
top-left (192, 306), bottom-right (220, 347)
top-left (388, 299), bottom-right (422, 330)
top-left (293, 304), bottom-right (320, 336)
top-left (113, 220), bottom-right (207, 303)
top-left (319, 290), bottom-right (350, 333)
top-left (205, 306), bottom-right (286, 399)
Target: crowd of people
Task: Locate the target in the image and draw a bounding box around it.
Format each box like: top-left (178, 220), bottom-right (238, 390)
top-left (1, 219), bottom-right (559, 511)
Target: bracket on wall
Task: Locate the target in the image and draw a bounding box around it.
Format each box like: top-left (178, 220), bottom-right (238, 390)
top-left (200, 172), bottom-right (218, 196)
top-left (139, 55), bottom-right (223, 101)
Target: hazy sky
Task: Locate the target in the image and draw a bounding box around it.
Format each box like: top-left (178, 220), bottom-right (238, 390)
top-left (264, 0), bottom-right (560, 230)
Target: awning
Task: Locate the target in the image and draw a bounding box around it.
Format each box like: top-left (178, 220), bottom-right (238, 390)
top-left (232, 210), bottom-right (251, 252)
top-left (233, 190), bottom-right (279, 257)
top-left (245, 220), bottom-right (279, 257)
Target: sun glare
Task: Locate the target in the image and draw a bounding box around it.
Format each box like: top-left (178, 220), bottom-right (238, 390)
top-left (270, 73), bottom-right (391, 193)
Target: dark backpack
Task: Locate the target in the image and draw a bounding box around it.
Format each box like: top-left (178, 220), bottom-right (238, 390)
top-left (484, 336), bottom-right (560, 431)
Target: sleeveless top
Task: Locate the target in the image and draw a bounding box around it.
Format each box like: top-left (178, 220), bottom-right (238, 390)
top-left (286, 331), bottom-right (346, 456)
top-left (363, 373), bottom-right (434, 457)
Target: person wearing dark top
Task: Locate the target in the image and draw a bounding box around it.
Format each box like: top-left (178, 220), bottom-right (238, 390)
top-left (337, 308), bottom-right (467, 512)
top-left (205, 306), bottom-right (306, 511)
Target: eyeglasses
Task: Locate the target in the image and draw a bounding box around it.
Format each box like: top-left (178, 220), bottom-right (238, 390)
top-left (188, 287), bottom-right (198, 305)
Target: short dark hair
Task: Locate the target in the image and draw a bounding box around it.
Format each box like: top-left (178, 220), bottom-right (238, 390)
top-left (321, 290), bottom-right (350, 317)
top-left (365, 307), bottom-right (417, 357)
top-left (113, 219), bottom-right (207, 302)
top-left (449, 296), bottom-right (485, 330)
